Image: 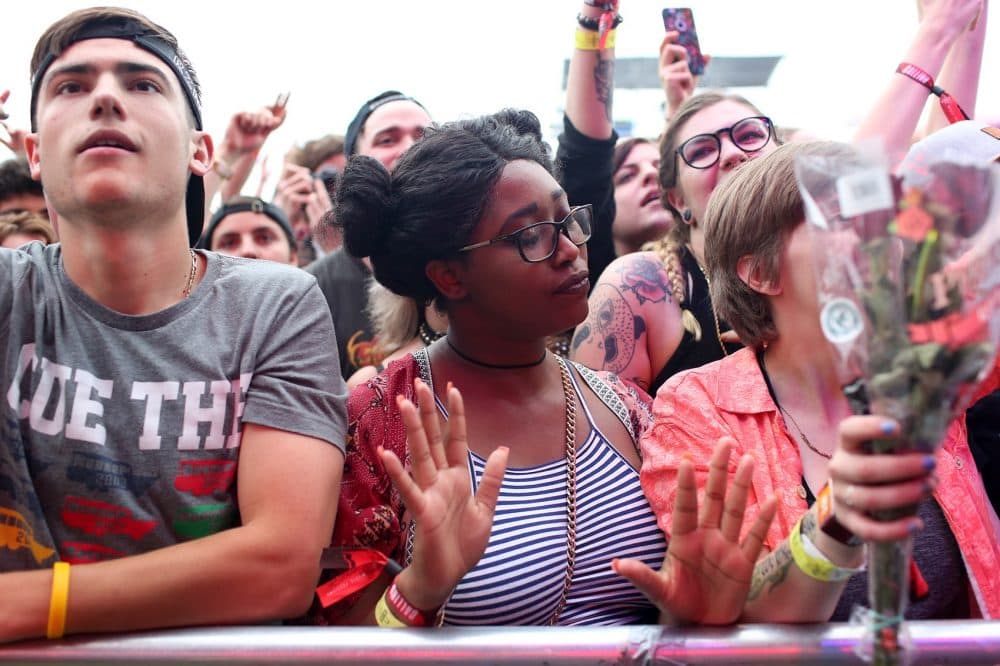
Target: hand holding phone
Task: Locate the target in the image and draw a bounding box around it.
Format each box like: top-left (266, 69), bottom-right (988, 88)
top-left (662, 8), bottom-right (705, 76)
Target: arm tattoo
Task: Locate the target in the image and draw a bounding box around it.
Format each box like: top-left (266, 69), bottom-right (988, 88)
top-left (616, 256), bottom-right (672, 305)
top-left (574, 284), bottom-right (641, 374)
top-left (748, 540), bottom-right (793, 601)
top-left (800, 507), bottom-right (818, 540)
top-left (593, 54), bottom-right (614, 123)
top-left (571, 323), bottom-right (591, 352)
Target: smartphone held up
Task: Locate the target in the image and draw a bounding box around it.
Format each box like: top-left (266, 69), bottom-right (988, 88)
top-left (662, 7), bottom-right (706, 76)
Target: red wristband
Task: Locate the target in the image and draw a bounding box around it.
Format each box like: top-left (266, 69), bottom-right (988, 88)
top-left (896, 62), bottom-right (970, 124)
top-left (385, 576), bottom-right (438, 627)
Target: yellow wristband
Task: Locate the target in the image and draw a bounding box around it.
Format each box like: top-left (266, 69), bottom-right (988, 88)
top-left (575, 28), bottom-right (616, 50)
top-left (47, 561), bottom-right (70, 639)
top-left (374, 588), bottom-right (409, 628)
top-left (789, 516), bottom-right (862, 583)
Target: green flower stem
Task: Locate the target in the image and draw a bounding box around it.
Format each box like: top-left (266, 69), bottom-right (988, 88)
top-left (910, 229), bottom-right (939, 321)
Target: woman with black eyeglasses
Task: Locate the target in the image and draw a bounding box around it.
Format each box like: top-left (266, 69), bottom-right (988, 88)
top-left (573, 93), bottom-right (776, 395)
top-left (310, 109), bottom-right (775, 628)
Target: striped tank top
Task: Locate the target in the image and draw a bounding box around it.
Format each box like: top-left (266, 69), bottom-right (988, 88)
top-left (417, 353), bottom-right (665, 625)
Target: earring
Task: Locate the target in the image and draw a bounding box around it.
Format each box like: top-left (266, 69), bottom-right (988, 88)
top-left (682, 209), bottom-right (692, 222)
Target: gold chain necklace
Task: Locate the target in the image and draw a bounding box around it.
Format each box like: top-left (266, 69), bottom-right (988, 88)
top-left (182, 249), bottom-right (198, 298)
top-left (692, 258), bottom-right (728, 357)
top-left (549, 356), bottom-right (578, 625)
top-left (435, 357), bottom-right (578, 626)
top-left (761, 353), bottom-right (832, 460)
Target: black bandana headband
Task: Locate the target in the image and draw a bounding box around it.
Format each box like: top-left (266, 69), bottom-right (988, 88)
top-left (29, 16), bottom-right (205, 245)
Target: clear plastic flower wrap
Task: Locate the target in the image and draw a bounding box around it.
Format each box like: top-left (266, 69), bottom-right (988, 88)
top-left (794, 144), bottom-right (1000, 665)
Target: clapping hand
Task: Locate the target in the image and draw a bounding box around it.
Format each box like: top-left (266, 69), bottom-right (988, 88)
top-left (381, 379), bottom-right (508, 611)
top-left (615, 437), bottom-right (776, 625)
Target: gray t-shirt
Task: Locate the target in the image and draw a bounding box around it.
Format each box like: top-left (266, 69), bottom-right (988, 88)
top-left (1, 243), bottom-right (347, 570)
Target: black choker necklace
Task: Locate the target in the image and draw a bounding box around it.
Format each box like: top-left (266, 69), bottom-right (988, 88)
top-left (445, 337), bottom-right (547, 369)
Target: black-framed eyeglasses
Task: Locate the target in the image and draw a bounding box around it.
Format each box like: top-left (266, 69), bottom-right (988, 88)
top-left (457, 204), bottom-right (593, 263)
top-left (676, 116), bottom-right (774, 169)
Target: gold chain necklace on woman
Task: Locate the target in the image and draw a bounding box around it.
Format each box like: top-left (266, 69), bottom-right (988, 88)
top-left (548, 356), bottom-right (578, 625)
top-left (436, 356), bottom-right (578, 626)
top-left (693, 259), bottom-right (728, 357)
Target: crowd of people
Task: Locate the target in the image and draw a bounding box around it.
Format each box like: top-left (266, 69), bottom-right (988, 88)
top-left (1, 0), bottom-right (999, 644)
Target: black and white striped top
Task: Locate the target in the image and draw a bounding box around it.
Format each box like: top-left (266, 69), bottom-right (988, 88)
top-left (429, 360), bottom-right (665, 626)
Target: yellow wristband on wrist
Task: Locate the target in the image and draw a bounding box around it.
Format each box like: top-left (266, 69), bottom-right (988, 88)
top-left (374, 588), bottom-right (409, 628)
top-left (575, 28), bottom-right (616, 50)
top-left (789, 516), bottom-right (864, 583)
top-left (47, 561), bottom-right (70, 639)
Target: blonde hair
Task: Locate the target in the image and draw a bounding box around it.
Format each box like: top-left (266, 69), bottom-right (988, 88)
top-left (641, 226), bottom-right (701, 340)
top-left (0, 211), bottom-right (57, 245)
top-left (365, 280), bottom-right (420, 360)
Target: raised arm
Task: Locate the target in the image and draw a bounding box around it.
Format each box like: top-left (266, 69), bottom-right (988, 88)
top-left (0, 425), bottom-right (343, 641)
top-left (203, 94), bottom-right (289, 217)
top-left (564, 1), bottom-right (617, 137)
top-left (0, 90), bottom-right (28, 159)
top-left (558, 1), bottom-right (621, 284)
top-left (853, 0), bottom-right (984, 166)
top-left (923, 0), bottom-right (988, 135)
top-left (659, 31), bottom-right (707, 121)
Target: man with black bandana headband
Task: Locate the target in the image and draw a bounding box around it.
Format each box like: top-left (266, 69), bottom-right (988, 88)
top-left (0, 7), bottom-right (347, 640)
top-left (306, 90), bottom-right (432, 379)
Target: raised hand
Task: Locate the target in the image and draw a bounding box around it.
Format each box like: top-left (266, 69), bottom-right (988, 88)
top-left (0, 90), bottom-right (27, 157)
top-left (221, 93), bottom-right (289, 156)
top-left (382, 379), bottom-right (508, 611)
top-left (615, 437), bottom-right (776, 625)
top-left (659, 31), bottom-right (711, 119)
top-left (273, 162), bottom-right (333, 241)
top-left (917, 0), bottom-right (983, 35)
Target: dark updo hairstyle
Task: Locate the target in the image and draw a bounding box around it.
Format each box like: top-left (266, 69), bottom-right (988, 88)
top-left (336, 108), bottom-right (554, 306)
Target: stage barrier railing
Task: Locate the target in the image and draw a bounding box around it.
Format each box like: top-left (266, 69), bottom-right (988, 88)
top-left (3, 621), bottom-right (1000, 664)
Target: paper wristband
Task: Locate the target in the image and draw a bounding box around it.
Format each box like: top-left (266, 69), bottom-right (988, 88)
top-left (385, 578), bottom-right (436, 627)
top-left (374, 589), bottom-right (409, 628)
top-left (47, 561), bottom-right (70, 639)
top-left (575, 28), bottom-right (616, 50)
top-left (789, 516), bottom-right (864, 583)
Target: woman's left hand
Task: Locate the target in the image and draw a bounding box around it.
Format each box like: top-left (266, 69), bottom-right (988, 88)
top-left (615, 437), bottom-right (776, 625)
top-left (827, 415), bottom-right (937, 541)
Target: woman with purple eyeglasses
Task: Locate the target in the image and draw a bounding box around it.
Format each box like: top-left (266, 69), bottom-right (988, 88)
top-left (572, 92), bottom-right (772, 395)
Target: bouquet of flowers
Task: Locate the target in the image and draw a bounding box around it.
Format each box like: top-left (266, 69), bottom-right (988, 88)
top-left (795, 144), bottom-right (1000, 665)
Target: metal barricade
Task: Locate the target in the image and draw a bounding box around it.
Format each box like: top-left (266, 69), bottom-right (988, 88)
top-left (3, 621), bottom-right (1000, 665)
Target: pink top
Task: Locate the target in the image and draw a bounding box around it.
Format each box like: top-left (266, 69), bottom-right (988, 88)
top-left (639, 347), bottom-right (1000, 619)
